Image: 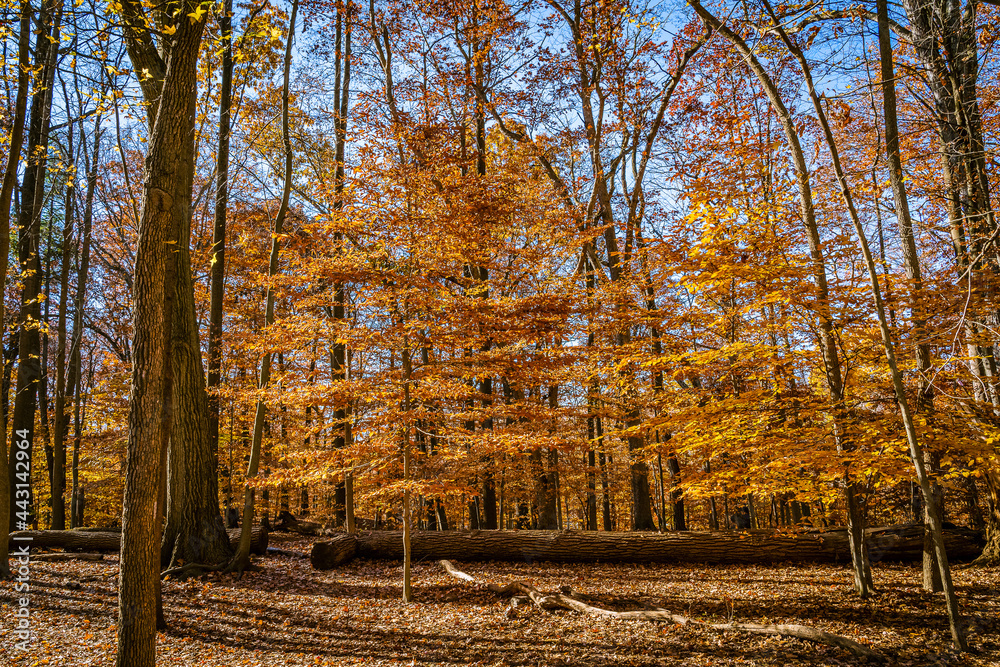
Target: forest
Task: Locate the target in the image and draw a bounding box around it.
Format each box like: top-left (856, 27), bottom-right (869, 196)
top-left (1, 0), bottom-right (1000, 663)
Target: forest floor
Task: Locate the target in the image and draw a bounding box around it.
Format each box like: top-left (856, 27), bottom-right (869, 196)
top-left (1, 534), bottom-right (998, 667)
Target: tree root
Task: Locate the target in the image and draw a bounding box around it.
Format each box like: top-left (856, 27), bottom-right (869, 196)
top-left (438, 560), bottom-right (885, 661)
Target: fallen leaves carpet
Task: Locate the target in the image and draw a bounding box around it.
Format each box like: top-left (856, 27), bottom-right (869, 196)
top-left (1, 537), bottom-right (998, 666)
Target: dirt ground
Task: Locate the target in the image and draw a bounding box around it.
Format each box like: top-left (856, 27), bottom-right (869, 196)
top-left (1, 535), bottom-right (998, 666)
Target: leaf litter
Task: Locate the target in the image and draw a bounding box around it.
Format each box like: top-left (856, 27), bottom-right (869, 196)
top-left (2, 537), bottom-right (998, 666)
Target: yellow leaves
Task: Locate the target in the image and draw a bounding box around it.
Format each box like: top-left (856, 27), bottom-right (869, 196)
top-left (187, 2), bottom-right (207, 23)
top-left (162, 24), bottom-right (177, 35)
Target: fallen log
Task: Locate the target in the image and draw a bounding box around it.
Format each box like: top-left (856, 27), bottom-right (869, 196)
top-left (274, 511), bottom-right (323, 536)
top-left (29, 552), bottom-right (105, 562)
top-left (309, 524), bottom-right (982, 569)
top-left (311, 536), bottom-right (357, 569)
top-left (10, 526), bottom-right (269, 556)
top-left (8, 530), bottom-right (120, 551)
top-left (225, 526), bottom-right (269, 555)
top-left (439, 560), bottom-right (884, 661)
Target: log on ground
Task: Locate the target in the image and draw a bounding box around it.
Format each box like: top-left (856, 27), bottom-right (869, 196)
top-left (30, 552), bottom-right (105, 562)
top-left (311, 535), bottom-right (358, 569)
top-left (10, 526), bottom-right (270, 556)
top-left (274, 511), bottom-right (323, 536)
top-left (309, 525), bottom-right (982, 568)
top-left (225, 526), bottom-right (269, 555)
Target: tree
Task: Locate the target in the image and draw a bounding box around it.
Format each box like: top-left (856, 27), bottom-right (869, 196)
top-left (0, 0), bottom-right (33, 577)
top-left (114, 0), bottom-right (209, 660)
top-left (689, 0), bottom-right (873, 597)
top-left (9, 0), bottom-right (62, 532)
top-left (231, 0), bottom-right (299, 574)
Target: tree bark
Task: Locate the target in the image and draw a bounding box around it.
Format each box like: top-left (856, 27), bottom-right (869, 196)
top-left (206, 0), bottom-right (233, 480)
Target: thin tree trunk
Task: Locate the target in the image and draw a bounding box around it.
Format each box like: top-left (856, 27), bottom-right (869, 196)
top-left (68, 113), bottom-right (99, 529)
top-left (874, 0), bottom-right (943, 592)
top-left (0, 0), bottom-right (33, 575)
top-left (206, 0), bottom-right (233, 474)
top-left (766, 5), bottom-right (966, 648)
top-left (690, 0), bottom-right (872, 596)
top-left (50, 139), bottom-right (76, 530)
top-left (9, 0), bottom-right (61, 531)
top-left (330, 0), bottom-right (352, 528)
top-left (231, 0), bottom-right (297, 573)
top-left (402, 339), bottom-right (413, 602)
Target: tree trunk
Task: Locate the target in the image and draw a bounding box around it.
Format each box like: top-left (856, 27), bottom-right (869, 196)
top-left (309, 525), bottom-right (983, 568)
top-left (116, 0), bottom-right (207, 661)
top-left (0, 0), bottom-right (33, 576)
top-left (972, 468), bottom-right (1000, 565)
top-left (157, 5), bottom-right (231, 570)
top-left (765, 2), bottom-right (966, 647)
top-left (68, 119), bottom-right (98, 530)
top-left (666, 452), bottom-right (685, 531)
top-left (690, 0), bottom-right (872, 597)
top-left (49, 139), bottom-right (76, 531)
top-left (206, 0), bottom-right (233, 482)
top-left (230, 0), bottom-right (297, 574)
top-left (8, 0), bottom-right (61, 531)
top-left (401, 342), bottom-right (413, 602)
top-left (274, 510), bottom-right (322, 535)
top-left (329, 1), bottom-right (352, 530)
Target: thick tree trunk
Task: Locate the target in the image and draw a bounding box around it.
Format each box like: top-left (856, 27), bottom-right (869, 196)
top-left (157, 19), bottom-right (231, 567)
top-left (974, 469), bottom-right (1000, 565)
top-left (274, 510), bottom-right (322, 535)
top-left (309, 525), bottom-right (982, 568)
top-left (116, 0), bottom-right (208, 660)
top-left (161, 258), bottom-right (231, 568)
